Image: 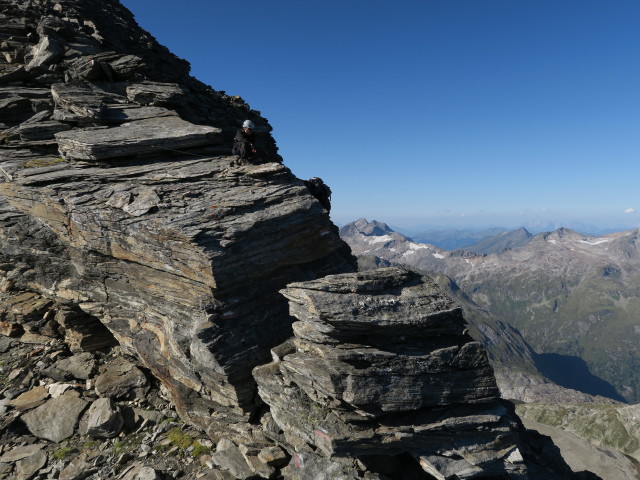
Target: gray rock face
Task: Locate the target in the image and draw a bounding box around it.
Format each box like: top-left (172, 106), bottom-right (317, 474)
top-left (84, 397), bottom-right (124, 438)
top-left (21, 391), bottom-right (87, 442)
top-left (54, 352), bottom-right (96, 380)
top-left (55, 116), bottom-right (223, 161)
top-left (255, 268), bottom-right (589, 479)
top-left (94, 358), bottom-right (148, 399)
top-left (0, 0), bottom-right (355, 437)
top-left (279, 268), bottom-right (499, 417)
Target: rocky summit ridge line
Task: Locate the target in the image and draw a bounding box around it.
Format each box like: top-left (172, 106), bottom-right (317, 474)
top-left (0, 0), bottom-right (599, 478)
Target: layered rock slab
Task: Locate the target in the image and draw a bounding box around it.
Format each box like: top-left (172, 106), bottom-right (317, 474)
top-left (1, 156), bottom-right (355, 430)
top-left (255, 267), bottom-right (592, 479)
top-left (55, 116), bottom-right (223, 160)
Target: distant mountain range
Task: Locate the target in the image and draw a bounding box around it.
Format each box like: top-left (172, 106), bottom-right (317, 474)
top-left (341, 218), bottom-right (640, 404)
top-left (392, 221), bottom-right (630, 251)
top-left (396, 226), bottom-right (510, 250)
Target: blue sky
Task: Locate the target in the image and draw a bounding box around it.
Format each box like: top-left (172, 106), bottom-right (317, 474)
top-left (122, 0), bottom-right (640, 231)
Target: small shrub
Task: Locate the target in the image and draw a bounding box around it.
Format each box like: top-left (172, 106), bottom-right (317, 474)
top-left (52, 447), bottom-right (76, 460)
top-left (167, 427), bottom-right (193, 450)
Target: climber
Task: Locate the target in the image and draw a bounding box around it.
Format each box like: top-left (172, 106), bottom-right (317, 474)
top-left (232, 120), bottom-right (257, 164)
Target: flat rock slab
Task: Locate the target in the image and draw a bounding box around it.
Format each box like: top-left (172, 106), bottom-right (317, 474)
top-left (55, 116), bottom-right (223, 160)
top-left (21, 392), bottom-right (87, 442)
top-left (6, 385), bottom-right (49, 411)
top-left (0, 443), bottom-right (44, 463)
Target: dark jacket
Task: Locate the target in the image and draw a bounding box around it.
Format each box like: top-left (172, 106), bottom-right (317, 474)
top-left (232, 128), bottom-right (256, 159)
top-left (233, 128), bottom-right (255, 148)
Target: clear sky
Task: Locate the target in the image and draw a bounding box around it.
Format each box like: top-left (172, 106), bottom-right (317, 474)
top-left (121, 0), bottom-right (640, 231)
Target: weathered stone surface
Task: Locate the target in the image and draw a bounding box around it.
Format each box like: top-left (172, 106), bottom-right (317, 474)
top-left (94, 358), bottom-right (148, 399)
top-left (26, 35), bottom-right (64, 69)
top-left (21, 391), bottom-right (87, 442)
top-left (59, 453), bottom-right (98, 480)
top-left (0, 444), bottom-right (44, 463)
top-left (55, 116), bottom-right (223, 160)
top-left (54, 308), bottom-right (118, 352)
top-left (126, 82), bottom-right (186, 106)
top-left (210, 438), bottom-right (256, 480)
top-left (0, 87), bottom-right (52, 122)
top-left (119, 465), bottom-right (162, 480)
top-left (16, 449), bottom-right (47, 480)
top-left (256, 268), bottom-right (586, 479)
top-left (1, 154), bottom-right (355, 426)
top-left (51, 82), bottom-right (125, 122)
top-left (54, 352), bottom-right (96, 380)
top-left (6, 385), bottom-right (49, 411)
top-left (258, 445), bottom-right (288, 467)
top-left (278, 268), bottom-right (499, 417)
top-left (84, 397), bottom-right (124, 438)
top-left (19, 120), bottom-right (71, 141)
top-left (281, 452), bottom-right (376, 480)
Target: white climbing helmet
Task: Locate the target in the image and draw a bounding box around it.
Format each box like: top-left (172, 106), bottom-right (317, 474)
top-left (243, 120), bottom-right (255, 129)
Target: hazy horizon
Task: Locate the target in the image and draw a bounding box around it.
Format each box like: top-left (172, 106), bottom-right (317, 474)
top-left (333, 214), bottom-right (639, 236)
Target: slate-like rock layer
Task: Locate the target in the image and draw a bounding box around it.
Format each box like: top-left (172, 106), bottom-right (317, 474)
top-left (0, 0), bottom-right (355, 431)
top-left (255, 268), bottom-right (595, 479)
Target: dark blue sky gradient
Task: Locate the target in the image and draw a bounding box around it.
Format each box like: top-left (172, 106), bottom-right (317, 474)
top-left (121, 0), bottom-right (640, 230)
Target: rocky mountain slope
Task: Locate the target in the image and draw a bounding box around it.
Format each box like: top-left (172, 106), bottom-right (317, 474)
top-left (462, 227), bottom-right (533, 255)
top-left (342, 218), bottom-right (640, 404)
top-left (0, 1), bottom-right (599, 478)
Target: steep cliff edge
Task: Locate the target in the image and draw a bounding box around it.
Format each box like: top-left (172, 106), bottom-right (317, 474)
top-left (0, 1), bottom-right (598, 479)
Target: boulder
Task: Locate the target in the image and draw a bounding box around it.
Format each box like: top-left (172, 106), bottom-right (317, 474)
top-left (54, 352), bottom-right (96, 380)
top-left (26, 35), bottom-right (64, 69)
top-left (210, 438), bottom-right (257, 480)
top-left (255, 268), bottom-right (583, 479)
top-left (0, 444), bottom-right (45, 463)
top-left (94, 358), bottom-right (148, 399)
top-left (84, 397), bottom-right (124, 438)
top-left (16, 449), bottom-right (47, 480)
top-left (59, 453), bottom-right (99, 480)
top-left (21, 391), bottom-right (87, 442)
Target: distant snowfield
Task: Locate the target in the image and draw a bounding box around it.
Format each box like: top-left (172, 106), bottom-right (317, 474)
top-left (432, 253), bottom-right (445, 259)
top-left (363, 234), bottom-right (392, 244)
top-left (578, 239), bottom-right (611, 245)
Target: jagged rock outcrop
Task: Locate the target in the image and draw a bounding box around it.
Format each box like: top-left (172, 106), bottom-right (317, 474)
top-left (255, 268), bottom-right (596, 479)
top-left (0, 0), bottom-right (355, 432)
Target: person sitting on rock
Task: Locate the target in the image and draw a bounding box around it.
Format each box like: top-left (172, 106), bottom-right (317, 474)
top-left (232, 120), bottom-right (257, 164)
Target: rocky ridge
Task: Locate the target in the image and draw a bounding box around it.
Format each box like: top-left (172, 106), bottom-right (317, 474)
top-left (0, 1), bottom-right (599, 478)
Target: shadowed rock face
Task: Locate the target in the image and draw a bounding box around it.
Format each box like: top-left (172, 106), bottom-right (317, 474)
top-left (0, 0), bottom-right (356, 427)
